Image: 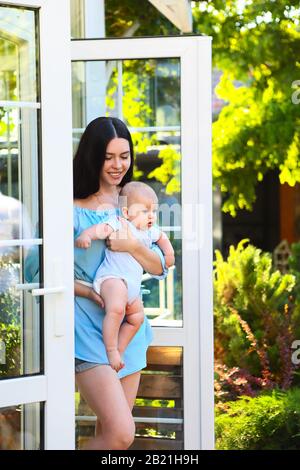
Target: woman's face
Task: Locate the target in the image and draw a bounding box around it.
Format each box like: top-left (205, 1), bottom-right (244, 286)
top-left (100, 138), bottom-right (131, 186)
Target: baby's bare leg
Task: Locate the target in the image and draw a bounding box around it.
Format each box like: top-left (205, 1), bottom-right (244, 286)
top-left (100, 279), bottom-right (128, 372)
top-left (118, 297), bottom-right (144, 355)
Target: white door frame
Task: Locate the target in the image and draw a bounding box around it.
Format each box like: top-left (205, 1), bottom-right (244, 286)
top-left (0, 0), bottom-right (74, 450)
top-left (71, 36), bottom-right (214, 450)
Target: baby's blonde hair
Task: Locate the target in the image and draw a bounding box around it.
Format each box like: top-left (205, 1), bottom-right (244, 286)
top-left (119, 182), bottom-right (158, 208)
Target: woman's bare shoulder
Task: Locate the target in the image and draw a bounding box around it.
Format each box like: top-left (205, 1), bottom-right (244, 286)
top-left (73, 198), bottom-right (84, 208)
top-left (73, 197), bottom-right (96, 210)
top-left (73, 198), bottom-right (83, 206)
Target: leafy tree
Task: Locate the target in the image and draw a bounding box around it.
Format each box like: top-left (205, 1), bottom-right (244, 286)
top-left (104, 1), bottom-right (300, 215)
top-left (193, 0), bottom-right (300, 215)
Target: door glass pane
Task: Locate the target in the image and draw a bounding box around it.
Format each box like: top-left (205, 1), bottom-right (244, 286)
top-left (134, 346), bottom-right (184, 450)
top-left (0, 6), bottom-right (38, 102)
top-left (72, 58), bottom-right (182, 326)
top-left (0, 6), bottom-right (42, 379)
top-left (70, 0), bottom-right (178, 40)
top-left (75, 347), bottom-right (183, 450)
top-left (0, 402), bottom-right (43, 450)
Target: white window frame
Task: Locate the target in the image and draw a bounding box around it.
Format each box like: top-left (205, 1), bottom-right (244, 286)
top-left (71, 35), bottom-right (214, 450)
top-left (0, 0), bottom-right (74, 450)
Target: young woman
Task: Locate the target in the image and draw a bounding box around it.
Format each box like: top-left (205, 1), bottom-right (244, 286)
top-left (73, 117), bottom-right (168, 450)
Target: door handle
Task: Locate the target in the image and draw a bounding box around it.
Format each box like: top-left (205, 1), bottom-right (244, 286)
top-left (31, 285), bottom-right (66, 337)
top-left (31, 286), bottom-right (65, 296)
top-left (27, 257), bottom-right (66, 337)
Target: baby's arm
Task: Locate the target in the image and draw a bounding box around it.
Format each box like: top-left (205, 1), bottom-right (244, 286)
top-left (156, 232), bottom-right (175, 268)
top-left (75, 223), bottom-right (114, 248)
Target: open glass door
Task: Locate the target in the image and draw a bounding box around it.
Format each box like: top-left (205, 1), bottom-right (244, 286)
top-left (0, 0), bottom-right (74, 449)
top-left (71, 35), bottom-right (214, 450)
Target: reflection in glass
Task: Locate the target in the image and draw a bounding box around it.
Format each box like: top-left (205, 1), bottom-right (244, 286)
top-left (0, 105), bottom-right (41, 379)
top-left (0, 107), bottom-right (39, 230)
top-left (0, 402), bottom-right (43, 450)
top-left (0, 6), bottom-right (38, 102)
top-left (72, 57), bottom-right (182, 325)
top-left (70, 0), bottom-right (178, 40)
top-left (0, 6), bottom-right (42, 379)
top-left (134, 346), bottom-right (184, 450)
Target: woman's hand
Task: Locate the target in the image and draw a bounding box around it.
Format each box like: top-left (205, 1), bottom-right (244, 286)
top-left (88, 288), bottom-right (105, 309)
top-left (106, 218), bottom-right (139, 253)
top-left (74, 280), bottom-right (104, 308)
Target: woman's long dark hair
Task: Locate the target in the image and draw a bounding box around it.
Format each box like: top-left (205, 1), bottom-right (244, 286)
top-left (73, 117), bottom-right (134, 199)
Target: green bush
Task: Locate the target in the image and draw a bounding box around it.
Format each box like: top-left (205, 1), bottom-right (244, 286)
top-left (288, 242), bottom-right (300, 340)
top-left (215, 388), bottom-right (300, 450)
top-left (214, 239), bottom-right (298, 400)
top-left (0, 322), bottom-right (21, 377)
top-left (0, 257), bottom-right (21, 377)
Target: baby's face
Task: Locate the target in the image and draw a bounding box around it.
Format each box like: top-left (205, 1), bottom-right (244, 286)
top-left (123, 195), bottom-right (158, 230)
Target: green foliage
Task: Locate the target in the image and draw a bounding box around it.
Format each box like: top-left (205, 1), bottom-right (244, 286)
top-left (215, 388), bottom-right (300, 450)
top-left (0, 258), bottom-right (21, 377)
top-left (0, 38), bottom-right (17, 98)
top-left (0, 323), bottom-right (21, 378)
top-left (103, 1), bottom-right (300, 214)
top-left (105, 57), bottom-right (181, 194)
top-left (193, 1), bottom-right (300, 215)
top-left (148, 146), bottom-right (181, 194)
top-left (288, 241), bottom-right (300, 302)
top-left (0, 107), bottom-right (15, 140)
top-left (135, 399), bottom-right (175, 408)
top-left (0, 37), bottom-right (18, 126)
top-left (214, 239), bottom-right (297, 396)
top-left (104, 0), bottom-right (178, 38)
top-left (105, 59), bottom-right (157, 181)
top-left (287, 242), bottom-right (300, 340)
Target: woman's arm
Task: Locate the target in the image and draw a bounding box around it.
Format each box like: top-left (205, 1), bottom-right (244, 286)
top-left (74, 280), bottom-right (104, 308)
top-left (106, 219), bottom-right (166, 276)
top-left (130, 241), bottom-right (164, 276)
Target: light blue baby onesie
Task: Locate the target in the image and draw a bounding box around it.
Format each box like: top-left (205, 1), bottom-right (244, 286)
top-left (93, 215), bottom-right (161, 304)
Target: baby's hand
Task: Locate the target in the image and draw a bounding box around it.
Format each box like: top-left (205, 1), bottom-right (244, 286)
top-left (165, 253), bottom-right (175, 268)
top-left (75, 233), bottom-right (92, 248)
top-left (107, 348), bottom-right (125, 373)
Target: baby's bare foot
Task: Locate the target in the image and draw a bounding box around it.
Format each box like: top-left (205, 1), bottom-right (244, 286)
top-left (107, 349), bottom-right (125, 372)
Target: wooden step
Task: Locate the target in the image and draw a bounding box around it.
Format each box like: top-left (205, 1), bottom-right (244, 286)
top-left (130, 437), bottom-right (184, 451)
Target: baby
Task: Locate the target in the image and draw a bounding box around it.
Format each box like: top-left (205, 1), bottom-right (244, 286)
top-left (75, 182), bottom-right (175, 372)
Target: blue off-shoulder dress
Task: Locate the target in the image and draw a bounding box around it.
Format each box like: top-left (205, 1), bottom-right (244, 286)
top-left (25, 205), bottom-right (168, 380)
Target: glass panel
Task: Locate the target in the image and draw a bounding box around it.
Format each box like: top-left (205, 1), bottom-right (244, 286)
top-left (70, 0), bottom-right (178, 40)
top-left (0, 6), bottom-right (42, 379)
top-left (0, 6), bottom-right (38, 102)
top-left (0, 110), bottom-right (42, 381)
top-left (75, 347), bottom-right (183, 450)
top-left (72, 58), bottom-right (182, 326)
top-left (0, 402), bottom-right (43, 450)
top-left (70, 0), bottom-right (85, 39)
top-left (133, 346), bottom-right (184, 450)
